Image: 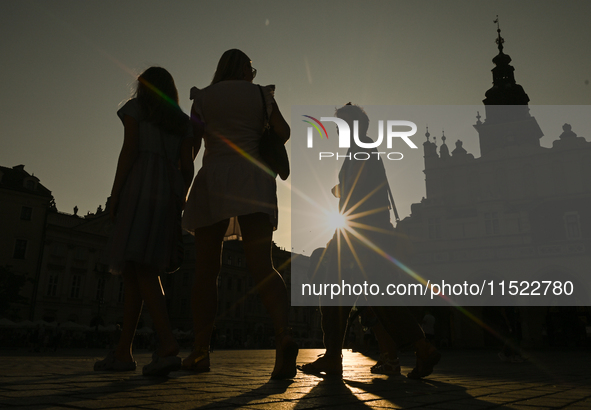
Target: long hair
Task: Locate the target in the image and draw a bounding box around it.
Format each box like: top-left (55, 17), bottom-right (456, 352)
top-left (211, 49), bottom-right (251, 85)
top-left (135, 67), bottom-right (189, 136)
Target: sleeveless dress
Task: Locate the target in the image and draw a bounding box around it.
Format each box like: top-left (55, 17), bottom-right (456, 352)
top-left (109, 99), bottom-right (191, 275)
top-left (182, 81), bottom-right (278, 235)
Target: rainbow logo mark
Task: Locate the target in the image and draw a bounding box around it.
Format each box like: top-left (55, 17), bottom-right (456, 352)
top-left (303, 115), bottom-right (328, 147)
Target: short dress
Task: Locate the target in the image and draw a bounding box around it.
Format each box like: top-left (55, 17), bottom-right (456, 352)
top-left (182, 81), bottom-right (278, 235)
top-left (109, 99), bottom-right (191, 275)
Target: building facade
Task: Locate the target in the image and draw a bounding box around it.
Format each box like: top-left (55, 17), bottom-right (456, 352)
top-left (1, 174), bottom-right (316, 348)
top-left (0, 165), bottom-right (54, 320)
top-left (397, 29), bottom-right (591, 347)
top-left (37, 209), bottom-right (116, 327)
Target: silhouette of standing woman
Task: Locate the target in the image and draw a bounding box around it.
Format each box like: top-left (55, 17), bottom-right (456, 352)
top-left (95, 67), bottom-right (195, 376)
top-left (182, 49), bottom-right (297, 379)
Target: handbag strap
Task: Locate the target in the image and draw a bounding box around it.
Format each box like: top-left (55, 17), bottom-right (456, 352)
top-left (386, 180), bottom-right (400, 223)
top-left (378, 159), bottom-right (400, 223)
top-left (257, 85), bottom-right (270, 130)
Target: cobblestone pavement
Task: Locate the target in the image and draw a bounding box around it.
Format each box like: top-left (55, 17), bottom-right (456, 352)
top-left (1, 348), bottom-right (590, 409)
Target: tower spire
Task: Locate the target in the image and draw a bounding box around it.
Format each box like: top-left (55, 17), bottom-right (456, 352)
top-left (440, 130), bottom-right (450, 158)
top-left (494, 15), bottom-right (504, 53)
top-left (475, 18), bottom-right (543, 156)
top-left (482, 17), bottom-right (530, 109)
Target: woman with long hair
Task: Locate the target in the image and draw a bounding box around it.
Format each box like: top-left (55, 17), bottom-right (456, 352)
top-left (94, 67), bottom-right (195, 376)
top-left (182, 49), bottom-right (296, 379)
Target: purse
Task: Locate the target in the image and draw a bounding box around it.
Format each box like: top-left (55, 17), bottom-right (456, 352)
top-left (258, 85), bottom-right (290, 180)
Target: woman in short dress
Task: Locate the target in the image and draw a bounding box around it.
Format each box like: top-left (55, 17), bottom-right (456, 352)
top-left (182, 49), bottom-right (296, 379)
top-left (95, 67), bottom-right (194, 376)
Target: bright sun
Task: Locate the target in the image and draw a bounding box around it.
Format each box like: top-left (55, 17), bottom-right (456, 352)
top-left (326, 211), bottom-right (348, 231)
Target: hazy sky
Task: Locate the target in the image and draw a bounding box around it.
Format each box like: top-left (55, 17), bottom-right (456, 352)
top-left (1, 1), bottom-right (590, 253)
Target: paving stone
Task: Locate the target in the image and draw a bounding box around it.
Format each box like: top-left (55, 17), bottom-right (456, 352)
top-left (1, 349), bottom-right (591, 409)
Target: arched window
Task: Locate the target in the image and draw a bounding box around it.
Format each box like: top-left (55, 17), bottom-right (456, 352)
top-left (564, 212), bottom-right (581, 239)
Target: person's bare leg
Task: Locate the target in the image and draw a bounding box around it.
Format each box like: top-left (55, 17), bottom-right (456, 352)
top-left (371, 306), bottom-right (439, 379)
top-left (114, 263), bottom-right (143, 363)
top-left (299, 305), bottom-right (349, 376)
top-left (184, 219), bottom-right (228, 368)
top-left (238, 213), bottom-right (288, 333)
top-left (371, 319), bottom-right (401, 374)
top-left (373, 322), bottom-right (398, 359)
top-left (134, 264), bottom-right (179, 357)
top-left (321, 305), bottom-right (350, 358)
top-left (238, 213), bottom-right (297, 378)
top-left (362, 307), bottom-right (398, 361)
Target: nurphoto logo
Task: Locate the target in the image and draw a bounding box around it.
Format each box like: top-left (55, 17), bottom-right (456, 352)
top-left (303, 115), bottom-right (419, 161)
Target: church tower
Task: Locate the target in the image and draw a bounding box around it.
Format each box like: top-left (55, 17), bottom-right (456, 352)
top-left (474, 19), bottom-right (543, 156)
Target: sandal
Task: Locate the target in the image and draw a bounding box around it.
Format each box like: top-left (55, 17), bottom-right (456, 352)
top-left (298, 354), bottom-right (343, 377)
top-left (407, 343), bottom-right (440, 380)
top-left (181, 347), bottom-right (210, 373)
top-left (94, 351), bottom-right (137, 372)
top-left (370, 353), bottom-right (401, 375)
top-left (271, 328), bottom-right (299, 380)
top-left (143, 352), bottom-right (181, 376)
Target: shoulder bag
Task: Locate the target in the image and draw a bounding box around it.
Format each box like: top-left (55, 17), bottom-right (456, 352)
top-left (258, 85), bottom-right (290, 180)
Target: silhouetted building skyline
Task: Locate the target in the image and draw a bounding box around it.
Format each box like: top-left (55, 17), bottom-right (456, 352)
top-left (398, 28), bottom-right (591, 347)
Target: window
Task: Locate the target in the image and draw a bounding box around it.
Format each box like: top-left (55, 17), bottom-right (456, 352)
top-left (96, 278), bottom-right (106, 301)
top-left (94, 262), bottom-right (108, 274)
top-left (42, 311), bottom-right (56, 323)
top-left (484, 212), bottom-right (500, 235)
top-left (52, 242), bottom-right (67, 256)
top-left (24, 179), bottom-right (36, 190)
top-left (13, 239), bottom-right (27, 259)
top-left (20, 206), bottom-right (32, 221)
top-left (70, 275), bottom-right (82, 298)
top-left (47, 275), bottom-right (58, 297)
top-left (118, 279), bottom-right (124, 303)
top-left (428, 218), bottom-right (442, 239)
top-left (74, 247), bottom-right (87, 260)
top-left (564, 212), bottom-right (581, 239)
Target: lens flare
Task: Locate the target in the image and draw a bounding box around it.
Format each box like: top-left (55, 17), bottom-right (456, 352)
top-left (325, 211), bottom-right (348, 231)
